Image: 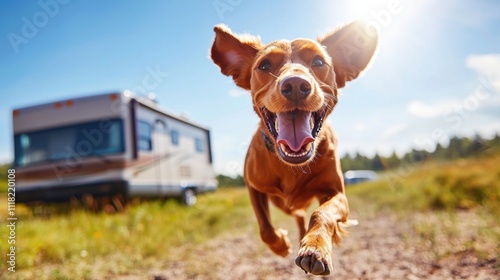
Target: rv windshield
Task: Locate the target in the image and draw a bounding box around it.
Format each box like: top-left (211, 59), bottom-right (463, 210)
top-left (14, 119), bottom-right (124, 167)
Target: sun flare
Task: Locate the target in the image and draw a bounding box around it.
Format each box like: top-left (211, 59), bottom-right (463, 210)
top-left (323, 0), bottom-right (431, 57)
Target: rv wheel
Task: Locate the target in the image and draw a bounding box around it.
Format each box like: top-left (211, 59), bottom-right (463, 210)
top-left (182, 189), bottom-right (197, 206)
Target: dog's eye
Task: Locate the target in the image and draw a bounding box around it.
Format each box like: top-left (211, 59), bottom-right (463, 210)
top-left (311, 56), bottom-right (325, 67)
top-left (258, 59), bottom-right (272, 71)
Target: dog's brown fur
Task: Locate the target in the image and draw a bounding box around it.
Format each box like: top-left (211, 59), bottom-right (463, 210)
top-left (211, 21), bottom-right (377, 275)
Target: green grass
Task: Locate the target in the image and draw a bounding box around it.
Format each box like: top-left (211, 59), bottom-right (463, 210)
top-left (346, 154), bottom-right (500, 262)
top-left (0, 179), bottom-right (6, 194)
top-left (0, 188), bottom-right (253, 279)
top-left (347, 155), bottom-right (500, 215)
top-left (0, 164), bottom-right (9, 193)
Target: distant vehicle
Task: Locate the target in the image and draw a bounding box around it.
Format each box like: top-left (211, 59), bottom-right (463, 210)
top-left (12, 91), bottom-right (217, 206)
top-left (344, 170), bottom-right (377, 186)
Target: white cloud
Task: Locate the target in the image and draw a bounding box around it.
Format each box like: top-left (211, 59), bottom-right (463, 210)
top-left (466, 53), bottom-right (500, 91)
top-left (355, 122), bottom-right (365, 131)
top-left (474, 120), bottom-right (500, 138)
top-left (215, 160), bottom-right (244, 177)
top-left (381, 124), bottom-right (407, 140)
top-left (406, 100), bottom-right (454, 119)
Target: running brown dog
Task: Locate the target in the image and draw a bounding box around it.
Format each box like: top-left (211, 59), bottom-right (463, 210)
top-left (210, 21), bottom-right (377, 275)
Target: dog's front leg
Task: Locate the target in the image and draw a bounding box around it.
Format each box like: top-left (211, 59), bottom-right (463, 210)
top-left (247, 185), bottom-right (292, 257)
top-left (295, 193), bottom-right (349, 275)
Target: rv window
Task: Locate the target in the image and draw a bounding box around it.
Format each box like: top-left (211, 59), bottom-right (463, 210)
top-left (138, 121), bottom-right (152, 151)
top-left (195, 138), bottom-right (204, 152)
top-left (14, 119), bottom-right (124, 167)
top-left (171, 130), bottom-right (179, 145)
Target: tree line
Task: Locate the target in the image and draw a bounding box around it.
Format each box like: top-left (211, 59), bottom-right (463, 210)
top-left (340, 134), bottom-right (500, 171)
top-left (214, 134), bottom-right (500, 187)
top-left (216, 174), bottom-right (245, 187)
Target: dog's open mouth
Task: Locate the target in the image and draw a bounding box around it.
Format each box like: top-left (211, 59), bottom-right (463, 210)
top-left (262, 107), bottom-right (325, 164)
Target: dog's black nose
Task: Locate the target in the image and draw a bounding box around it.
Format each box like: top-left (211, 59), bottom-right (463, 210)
top-left (280, 76), bottom-right (311, 101)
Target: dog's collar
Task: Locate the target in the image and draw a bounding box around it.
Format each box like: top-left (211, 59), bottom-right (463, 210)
top-left (260, 128), bottom-right (275, 152)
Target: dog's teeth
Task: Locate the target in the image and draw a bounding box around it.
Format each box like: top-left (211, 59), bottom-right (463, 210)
top-left (275, 119), bottom-right (279, 132)
top-left (279, 143), bottom-right (311, 158)
top-left (310, 116), bottom-right (314, 128)
top-left (279, 143), bottom-right (287, 152)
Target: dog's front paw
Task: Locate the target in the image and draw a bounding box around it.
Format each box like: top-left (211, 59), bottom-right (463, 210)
top-left (295, 235), bottom-right (332, 275)
top-left (268, 228), bottom-right (292, 257)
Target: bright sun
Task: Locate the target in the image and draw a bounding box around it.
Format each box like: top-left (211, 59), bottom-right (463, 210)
top-left (335, 0), bottom-right (429, 30)
top-left (330, 0), bottom-right (431, 54)
top-left (342, 0), bottom-right (401, 20)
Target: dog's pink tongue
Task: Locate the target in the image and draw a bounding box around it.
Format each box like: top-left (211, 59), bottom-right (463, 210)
top-left (276, 111), bottom-right (314, 152)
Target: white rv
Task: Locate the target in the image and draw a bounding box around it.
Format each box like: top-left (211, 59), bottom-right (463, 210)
top-left (12, 91), bottom-right (217, 205)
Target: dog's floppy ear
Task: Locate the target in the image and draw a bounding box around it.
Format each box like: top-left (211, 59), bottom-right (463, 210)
top-left (211, 24), bottom-right (262, 90)
top-left (318, 21), bottom-right (378, 88)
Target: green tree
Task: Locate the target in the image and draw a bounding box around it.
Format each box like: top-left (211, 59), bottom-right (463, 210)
top-left (384, 151), bottom-right (400, 169)
top-left (216, 174), bottom-right (245, 187)
top-left (432, 143), bottom-right (447, 160)
top-left (340, 153), bottom-right (354, 171)
top-left (371, 153), bottom-right (384, 171)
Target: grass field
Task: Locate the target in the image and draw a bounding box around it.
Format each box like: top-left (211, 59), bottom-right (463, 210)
top-left (349, 155), bottom-right (500, 214)
top-left (347, 154), bottom-right (500, 264)
top-left (1, 154), bottom-right (499, 279)
top-left (0, 164), bottom-right (9, 194)
top-left (0, 188), bottom-right (254, 279)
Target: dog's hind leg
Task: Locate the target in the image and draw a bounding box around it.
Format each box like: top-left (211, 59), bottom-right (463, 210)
top-left (269, 195), bottom-right (308, 241)
top-left (247, 185), bottom-right (292, 257)
top-left (292, 209), bottom-right (307, 240)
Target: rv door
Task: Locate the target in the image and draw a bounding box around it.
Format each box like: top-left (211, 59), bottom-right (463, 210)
top-left (153, 119), bottom-right (170, 195)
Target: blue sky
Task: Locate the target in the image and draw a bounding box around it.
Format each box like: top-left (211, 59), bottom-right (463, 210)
top-left (1, 0), bottom-right (499, 175)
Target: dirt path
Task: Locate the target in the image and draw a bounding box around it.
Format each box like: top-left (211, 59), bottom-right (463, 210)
top-left (144, 211), bottom-right (498, 280)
